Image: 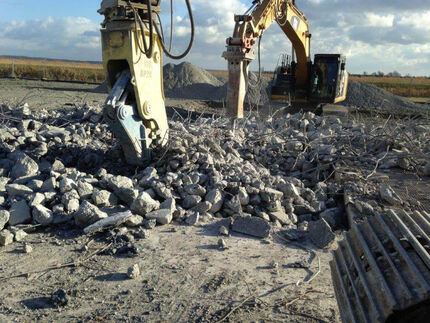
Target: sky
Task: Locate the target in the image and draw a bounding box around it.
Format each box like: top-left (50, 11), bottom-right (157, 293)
top-left (0, 0), bottom-right (429, 76)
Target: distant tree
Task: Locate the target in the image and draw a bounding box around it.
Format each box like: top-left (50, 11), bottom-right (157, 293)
top-left (386, 71), bottom-right (401, 77)
top-left (377, 71), bottom-right (385, 77)
top-left (363, 71), bottom-right (368, 76)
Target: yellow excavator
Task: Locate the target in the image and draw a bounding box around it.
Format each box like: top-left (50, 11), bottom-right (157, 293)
top-left (222, 0), bottom-right (348, 118)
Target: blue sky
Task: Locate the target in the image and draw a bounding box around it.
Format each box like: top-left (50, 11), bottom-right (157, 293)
top-left (0, 0), bottom-right (99, 22)
top-left (0, 0), bottom-right (429, 76)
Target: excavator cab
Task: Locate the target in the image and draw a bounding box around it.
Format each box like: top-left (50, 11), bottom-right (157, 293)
top-left (309, 54), bottom-right (348, 104)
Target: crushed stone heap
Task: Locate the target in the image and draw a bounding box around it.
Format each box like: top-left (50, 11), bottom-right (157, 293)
top-left (0, 103), bottom-right (429, 248)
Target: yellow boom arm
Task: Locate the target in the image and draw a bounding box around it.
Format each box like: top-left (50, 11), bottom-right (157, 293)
top-left (222, 0), bottom-right (311, 118)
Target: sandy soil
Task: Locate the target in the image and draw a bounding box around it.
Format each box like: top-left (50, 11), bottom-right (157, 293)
top-left (0, 221), bottom-right (341, 322)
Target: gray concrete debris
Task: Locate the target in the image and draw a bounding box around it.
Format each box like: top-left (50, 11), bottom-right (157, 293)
top-left (219, 225), bottom-right (229, 236)
top-left (116, 187), bottom-right (139, 205)
top-left (160, 198), bottom-right (176, 214)
top-left (106, 175), bottom-right (133, 192)
top-left (127, 264), bottom-right (140, 279)
top-left (269, 210), bottom-right (291, 225)
top-left (92, 190), bottom-right (118, 207)
top-left (59, 178), bottom-right (77, 194)
top-left (32, 204), bottom-right (54, 225)
top-left (74, 201), bottom-right (108, 228)
top-left (232, 215), bottom-right (271, 238)
top-left (205, 189), bottom-right (224, 213)
top-left (309, 218), bottom-right (335, 248)
top-left (9, 200), bottom-right (31, 225)
top-left (83, 211), bottom-right (133, 234)
top-left (320, 207), bottom-right (344, 230)
top-left (124, 215), bottom-right (144, 227)
top-left (24, 243), bottom-right (33, 253)
top-left (10, 154), bottom-right (39, 179)
top-left (131, 192), bottom-right (160, 216)
top-left (40, 177), bottom-right (56, 192)
top-left (182, 195), bottom-right (202, 209)
top-left (260, 188), bottom-right (283, 203)
top-left (0, 210), bottom-right (9, 231)
top-left (218, 238), bottom-right (228, 250)
top-left (14, 229), bottom-right (28, 242)
top-left (51, 289), bottom-right (69, 307)
top-left (77, 181), bottom-right (93, 199)
top-left (380, 185), bottom-right (403, 205)
top-left (0, 230), bottom-right (14, 246)
top-left (185, 212), bottom-right (199, 226)
top-left (146, 209), bottom-right (173, 225)
top-left (5, 184), bottom-right (33, 198)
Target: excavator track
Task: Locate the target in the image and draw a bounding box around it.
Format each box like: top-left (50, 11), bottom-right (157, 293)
top-left (331, 209), bottom-right (430, 323)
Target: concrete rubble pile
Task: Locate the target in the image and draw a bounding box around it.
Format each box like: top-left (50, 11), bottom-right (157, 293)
top-left (0, 103), bottom-right (429, 249)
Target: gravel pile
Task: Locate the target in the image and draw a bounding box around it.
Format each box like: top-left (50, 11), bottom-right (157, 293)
top-left (0, 102), bottom-right (429, 249)
top-left (341, 79), bottom-right (427, 115)
top-left (163, 62), bottom-right (271, 104)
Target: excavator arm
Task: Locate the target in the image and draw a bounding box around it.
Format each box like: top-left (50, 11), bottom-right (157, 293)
top-left (222, 0), bottom-right (348, 118)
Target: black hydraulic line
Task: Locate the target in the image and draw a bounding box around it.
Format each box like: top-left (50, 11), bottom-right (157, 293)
top-left (169, 0), bottom-right (174, 51)
top-left (154, 0), bottom-right (195, 60)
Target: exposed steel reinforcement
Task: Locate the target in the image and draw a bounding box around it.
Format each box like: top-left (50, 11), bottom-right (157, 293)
top-left (331, 210), bottom-right (430, 323)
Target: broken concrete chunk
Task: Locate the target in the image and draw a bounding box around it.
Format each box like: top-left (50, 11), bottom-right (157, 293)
top-left (205, 189), bottom-right (224, 213)
top-left (92, 190), bottom-right (118, 207)
top-left (260, 188), bottom-right (283, 203)
top-left (182, 195), bottom-right (202, 209)
top-left (9, 200), bottom-right (31, 225)
top-left (83, 211), bottom-right (133, 234)
top-left (10, 154), bottom-right (38, 179)
top-left (232, 215), bottom-right (271, 238)
top-left (269, 210), bottom-right (291, 225)
top-left (380, 185), bottom-right (403, 205)
top-left (130, 192), bottom-right (160, 216)
top-left (5, 184), bottom-right (33, 198)
top-left (106, 175), bottom-right (133, 192)
top-left (32, 204), bottom-right (54, 225)
top-left (309, 218), bottom-right (335, 249)
top-left (185, 212), bottom-right (199, 226)
top-left (0, 210), bottom-right (10, 230)
top-left (127, 264), bottom-right (140, 279)
top-left (14, 229), bottom-right (28, 242)
top-left (74, 200), bottom-right (108, 228)
top-left (124, 215), bottom-right (144, 227)
top-left (146, 209), bottom-right (173, 225)
top-left (0, 230), bottom-right (14, 246)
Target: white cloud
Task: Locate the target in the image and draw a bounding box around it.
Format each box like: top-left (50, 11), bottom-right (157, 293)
top-left (365, 13), bottom-right (394, 27)
top-left (0, 2), bottom-right (429, 76)
top-left (0, 16), bottom-right (100, 61)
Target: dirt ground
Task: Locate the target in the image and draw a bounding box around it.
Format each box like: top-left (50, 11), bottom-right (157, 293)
top-left (0, 78), bottom-right (223, 115)
top-left (0, 221), bottom-right (340, 323)
top-left (0, 78), bottom-right (341, 322)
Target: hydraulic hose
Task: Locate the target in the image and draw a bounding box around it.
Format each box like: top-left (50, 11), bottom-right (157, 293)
top-left (154, 0), bottom-right (195, 60)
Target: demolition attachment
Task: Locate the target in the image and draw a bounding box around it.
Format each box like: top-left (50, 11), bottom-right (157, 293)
top-left (99, 0), bottom-right (194, 165)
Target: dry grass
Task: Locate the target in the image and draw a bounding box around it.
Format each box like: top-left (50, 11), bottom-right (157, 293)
top-left (0, 57), bottom-right (102, 69)
top-left (0, 57), bottom-right (104, 83)
top-left (1, 57), bottom-right (430, 99)
top-left (350, 75), bottom-right (430, 98)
